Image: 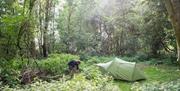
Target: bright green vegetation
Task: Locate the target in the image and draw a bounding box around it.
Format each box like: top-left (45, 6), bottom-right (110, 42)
top-left (1, 54), bottom-right (180, 91)
top-left (1, 0), bottom-right (180, 90)
top-left (116, 65), bottom-right (180, 91)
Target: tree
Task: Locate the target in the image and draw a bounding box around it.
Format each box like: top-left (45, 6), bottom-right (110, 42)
top-left (164, 0), bottom-right (180, 65)
top-left (0, 0), bottom-right (37, 59)
top-left (34, 0), bottom-right (55, 57)
top-left (42, 0), bottom-right (52, 57)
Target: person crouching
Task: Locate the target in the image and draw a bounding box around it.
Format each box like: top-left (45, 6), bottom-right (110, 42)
top-left (68, 60), bottom-right (81, 75)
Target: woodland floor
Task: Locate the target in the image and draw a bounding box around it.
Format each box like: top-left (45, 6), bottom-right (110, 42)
top-left (1, 54), bottom-right (180, 91)
top-left (115, 64), bottom-right (180, 91)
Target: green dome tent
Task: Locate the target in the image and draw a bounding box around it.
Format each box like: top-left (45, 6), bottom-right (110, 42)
top-left (96, 58), bottom-right (146, 81)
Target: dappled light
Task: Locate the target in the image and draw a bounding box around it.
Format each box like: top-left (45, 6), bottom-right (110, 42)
top-left (0, 0), bottom-right (180, 91)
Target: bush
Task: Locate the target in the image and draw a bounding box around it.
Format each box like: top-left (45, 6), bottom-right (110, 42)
top-left (0, 54), bottom-right (79, 86)
top-left (38, 54), bottom-right (79, 75)
top-left (134, 52), bottom-right (149, 61)
top-left (0, 55), bottom-right (120, 91)
top-left (79, 52), bottom-right (90, 61)
top-left (1, 69), bottom-right (119, 91)
top-left (0, 58), bottom-right (23, 87)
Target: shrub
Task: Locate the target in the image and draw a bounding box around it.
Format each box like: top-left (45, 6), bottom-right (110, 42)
top-left (1, 71), bottom-right (119, 91)
top-left (38, 54), bottom-right (79, 75)
top-left (0, 54), bottom-right (79, 86)
top-left (0, 59), bottom-right (23, 87)
top-left (134, 52), bottom-right (149, 61)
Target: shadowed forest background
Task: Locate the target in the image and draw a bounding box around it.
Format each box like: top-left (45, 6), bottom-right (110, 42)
top-left (0, 0), bottom-right (180, 91)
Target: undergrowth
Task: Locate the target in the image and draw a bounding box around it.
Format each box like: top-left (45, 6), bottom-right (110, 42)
top-left (1, 53), bottom-right (180, 91)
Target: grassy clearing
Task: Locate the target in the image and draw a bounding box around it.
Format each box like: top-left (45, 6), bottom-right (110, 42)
top-left (81, 56), bottom-right (180, 91)
top-left (144, 65), bottom-right (180, 82)
top-left (114, 64), bottom-right (180, 91)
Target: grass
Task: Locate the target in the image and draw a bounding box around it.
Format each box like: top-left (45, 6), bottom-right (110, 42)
top-left (144, 65), bottom-right (180, 82)
top-left (81, 56), bottom-right (180, 91)
top-left (113, 64), bottom-right (180, 91)
top-left (114, 80), bottom-right (132, 91)
top-left (84, 56), bottom-right (180, 91)
top-left (1, 54), bottom-right (180, 91)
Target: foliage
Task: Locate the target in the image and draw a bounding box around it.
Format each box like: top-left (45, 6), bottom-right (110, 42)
top-left (0, 0), bottom-right (180, 90)
top-left (0, 0), bottom-right (177, 61)
top-left (1, 74), bottom-right (119, 91)
top-left (131, 79), bottom-right (180, 91)
top-left (117, 65), bottom-right (180, 91)
top-left (110, 65), bottom-right (180, 91)
top-left (38, 54), bottom-right (79, 75)
top-left (0, 54), bottom-right (79, 86)
top-left (140, 0), bottom-right (175, 57)
top-left (0, 58), bottom-right (23, 87)
top-left (1, 60), bottom-right (120, 91)
top-left (0, 54), bottom-right (180, 90)
top-left (0, 0), bottom-right (38, 59)
top-left (144, 65), bottom-right (180, 82)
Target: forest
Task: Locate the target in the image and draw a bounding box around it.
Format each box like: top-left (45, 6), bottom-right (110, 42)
top-left (0, 0), bottom-right (180, 91)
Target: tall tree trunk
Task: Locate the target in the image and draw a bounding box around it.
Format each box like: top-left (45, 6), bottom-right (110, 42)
top-left (17, 0), bottom-right (37, 58)
top-left (38, 0), bottom-right (43, 57)
top-left (42, 0), bottom-right (50, 57)
top-left (164, 0), bottom-right (180, 65)
top-left (66, 6), bottom-right (74, 53)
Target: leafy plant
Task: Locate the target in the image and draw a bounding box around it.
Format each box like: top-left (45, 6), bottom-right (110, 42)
top-left (0, 59), bottom-right (22, 87)
top-left (131, 79), bottom-right (180, 91)
top-left (38, 54), bottom-right (79, 75)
